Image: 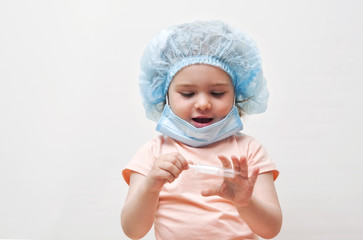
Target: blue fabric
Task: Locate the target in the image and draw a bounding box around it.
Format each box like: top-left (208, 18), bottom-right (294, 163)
top-left (156, 105), bottom-right (243, 147)
top-left (139, 20), bottom-right (269, 121)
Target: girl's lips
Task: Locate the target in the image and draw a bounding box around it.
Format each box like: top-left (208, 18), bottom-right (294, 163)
top-left (191, 117), bottom-right (214, 128)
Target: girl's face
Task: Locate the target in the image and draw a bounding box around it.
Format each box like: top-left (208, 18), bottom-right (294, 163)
top-left (168, 64), bottom-right (235, 128)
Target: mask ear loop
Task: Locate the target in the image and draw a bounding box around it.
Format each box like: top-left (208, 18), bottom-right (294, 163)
top-left (232, 94), bottom-right (237, 111)
top-left (166, 94), bottom-right (170, 106)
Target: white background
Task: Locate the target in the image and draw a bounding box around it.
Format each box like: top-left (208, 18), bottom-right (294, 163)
top-left (0, 0), bottom-right (362, 239)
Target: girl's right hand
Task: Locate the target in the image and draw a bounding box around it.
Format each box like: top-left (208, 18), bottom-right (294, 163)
top-left (145, 153), bottom-right (189, 193)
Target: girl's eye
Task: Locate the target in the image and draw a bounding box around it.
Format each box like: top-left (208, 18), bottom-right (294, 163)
top-left (211, 92), bottom-right (225, 97)
top-left (180, 92), bottom-right (194, 97)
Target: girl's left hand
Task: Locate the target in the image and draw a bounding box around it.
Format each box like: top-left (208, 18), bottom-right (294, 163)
top-left (201, 155), bottom-right (260, 208)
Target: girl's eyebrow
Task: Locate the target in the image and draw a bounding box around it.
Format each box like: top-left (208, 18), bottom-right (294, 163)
top-left (174, 83), bottom-right (195, 87)
top-left (211, 83), bottom-right (231, 86)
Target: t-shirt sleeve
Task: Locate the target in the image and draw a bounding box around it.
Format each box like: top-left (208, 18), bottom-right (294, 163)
top-left (122, 139), bottom-right (158, 185)
top-left (245, 137), bottom-right (279, 180)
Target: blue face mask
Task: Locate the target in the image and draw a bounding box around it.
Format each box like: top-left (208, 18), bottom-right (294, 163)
top-left (156, 105), bottom-right (243, 147)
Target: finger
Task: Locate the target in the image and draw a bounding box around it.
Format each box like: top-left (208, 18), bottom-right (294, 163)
top-left (200, 186), bottom-right (220, 197)
top-left (160, 161), bottom-right (181, 179)
top-left (218, 155), bottom-right (232, 168)
top-left (162, 171), bottom-right (176, 184)
top-left (165, 153), bottom-right (185, 173)
top-left (238, 156), bottom-right (249, 178)
top-left (169, 153), bottom-right (188, 171)
top-left (231, 155), bottom-right (241, 173)
top-left (249, 167), bottom-right (260, 185)
top-left (175, 154), bottom-right (190, 170)
top-left (187, 160), bottom-right (194, 168)
top-left (150, 167), bottom-right (176, 184)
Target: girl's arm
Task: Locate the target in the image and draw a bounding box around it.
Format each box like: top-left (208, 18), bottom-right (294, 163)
top-left (236, 172), bottom-right (282, 239)
top-left (121, 153), bottom-right (189, 239)
top-left (121, 172), bottom-right (159, 239)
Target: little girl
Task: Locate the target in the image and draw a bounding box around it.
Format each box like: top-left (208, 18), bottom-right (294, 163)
top-left (121, 20), bottom-right (282, 240)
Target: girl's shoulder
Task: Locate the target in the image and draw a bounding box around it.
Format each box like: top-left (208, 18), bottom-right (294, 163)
top-left (235, 132), bottom-right (260, 143)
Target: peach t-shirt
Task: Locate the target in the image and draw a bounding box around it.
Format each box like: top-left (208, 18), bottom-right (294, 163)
top-left (122, 133), bottom-right (278, 240)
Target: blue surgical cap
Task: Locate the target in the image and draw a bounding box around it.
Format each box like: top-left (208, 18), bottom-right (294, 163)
top-left (139, 20), bottom-right (269, 122)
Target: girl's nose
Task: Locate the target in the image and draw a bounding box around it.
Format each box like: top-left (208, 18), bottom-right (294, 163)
top-left (194, 95), bottom-right (211, 111)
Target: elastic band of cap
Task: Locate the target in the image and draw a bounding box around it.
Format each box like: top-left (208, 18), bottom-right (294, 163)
top-left (164, 56), bottom-right (235, 93)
